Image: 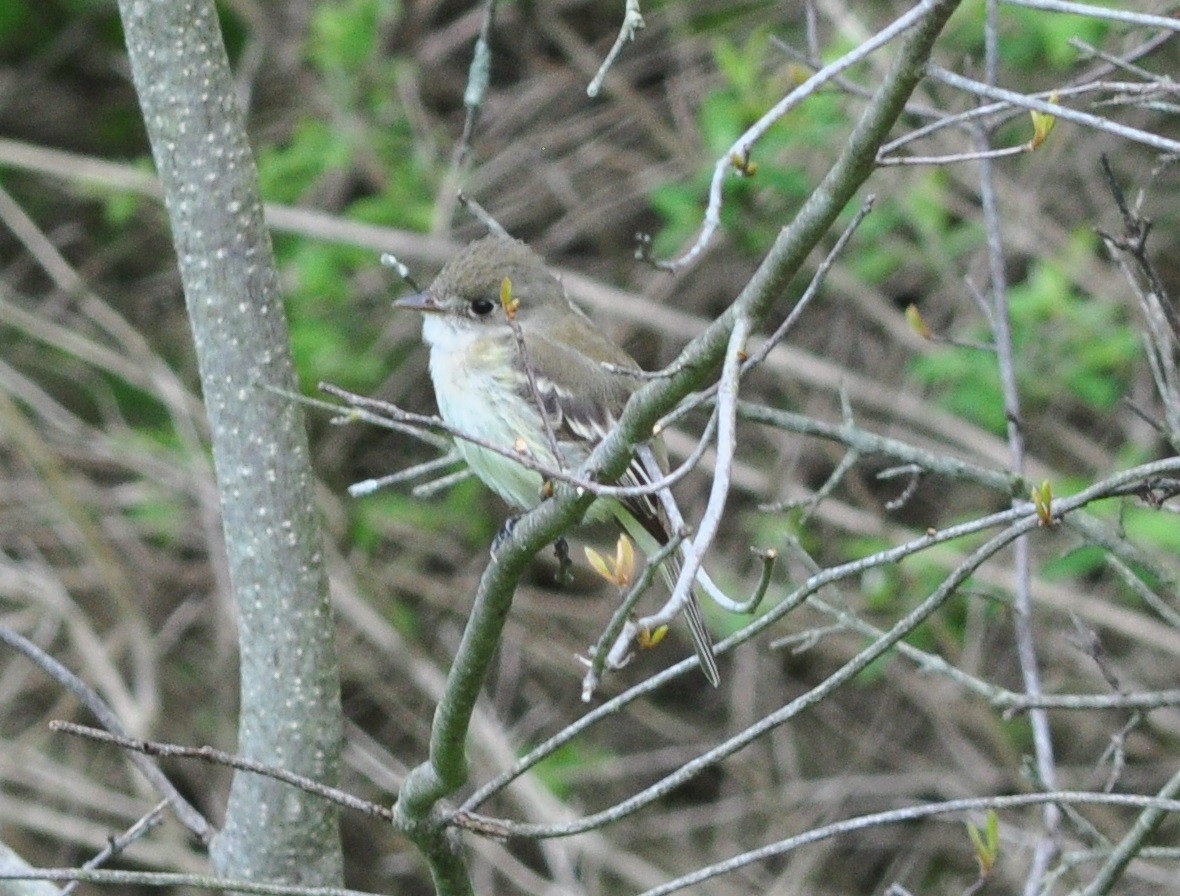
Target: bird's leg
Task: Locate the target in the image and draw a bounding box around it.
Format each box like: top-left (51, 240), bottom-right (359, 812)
top-left (553, 536), bottom-right (574, 586)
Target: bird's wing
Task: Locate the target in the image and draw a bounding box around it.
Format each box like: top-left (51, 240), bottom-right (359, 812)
top-left (511, 319), bottom-right (668, 543)
top-left (515, 315), bottom-right (721, 687)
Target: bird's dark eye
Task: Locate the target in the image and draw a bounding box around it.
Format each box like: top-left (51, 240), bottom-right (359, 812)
top-left (470, 298), bottom-right (496, 316)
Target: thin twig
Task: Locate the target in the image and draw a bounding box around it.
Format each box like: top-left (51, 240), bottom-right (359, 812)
top-left (658, 1), bottom-right (934, 270)
top-left (587, 0), bottom-right (644, 98)
top-left (1078, 766), bottom-right (1180, 896)
top-left (998, 690), bottom-right (1180, 714)
top-left (50, 721), bottom-right (394, 821)
top-left (649, 314), bottom-right (752, 634)
top-left (456, 516), bottom-right (1052, 838)
top-left (348, 450), bottom-right (462, 497)
top-left (320, 382), bottom-right (717, 502)
top-left (1097, 156), bottom-right (1179, 343)
top-left (379, 252), bottom-right (423, 293)
top-left (502, 278), bottom-right (567, 473)
top-left (881, 464), bottom-right (924, 511)
top-left (457, 192), bottom-right (511, 239)
top-left (1104, 553), bottom-right (1180, 630)
top-left (632, 792), bottom-right (1180, 896)
top-left (880, 76), bottom-right (1180, 161)
top-left (61, 800), bottom-right (170, 896)
top-left (1068, 38), bottom-right (1165, 82)
top-left (457, 456), bottom-right (1180, 815)
top-left (0, 626), bottom-right (211, 842)
top-left (0, 868), bottom-right (375, 896)
top-left (655, 195), bottom-right (871, 432)
top-left (999, 0), bottom-right (1180, 31)
top-left (644, 449), bottom-right (773, 615)
top-left (411, 467), bottom-right (474, 498)
top-left (452, 0), bottom-right (498, 170)
top-left (1096, 155), bottom-right (1180, 445)
top-left (878, 144), bottom-right (1027, 166)
top-left (977, 5), bottom-right (1059, 888)
top-left (929, 66), bottom-right (1180, 155)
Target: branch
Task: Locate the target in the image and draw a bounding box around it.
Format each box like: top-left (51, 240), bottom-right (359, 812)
top-left (587, 0), bottom-right (644, 98)
top-left (975, 5), bottom-right (1060, 883)
top-left (320, 383), bottom-right (715, 502)
top-left (659, 0), bottom-right (942, 270)
top-left (0, 843), bottom-right (64, 896)
top-left (455, 456), bottom-right (1180, 821)
top-left (0, 869), bottom-right (375, 896)
top-left (999, 0), bottom-right (1180, 30)
top-left (0, 626), bottom-right (209, 841)
top-left (457, 513), bottom-right (1039, 839)
top-left (50, 721), bottom-right (392, 822)
top-left (635, 791), bottom-right (1180, 896)
top-left (394, 0), bottom-right (964, 877)
top-left (1078, 766), bottom-right (1180, 896)
top-left (60, 801), bottom-right (169, 896)
top-left (930, 66), bottom-right (1180, 155)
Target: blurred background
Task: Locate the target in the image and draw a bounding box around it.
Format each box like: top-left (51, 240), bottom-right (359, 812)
top-left (2, 1), bottom-right (1179, 893)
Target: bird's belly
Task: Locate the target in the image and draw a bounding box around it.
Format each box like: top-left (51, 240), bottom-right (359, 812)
top-left (430, 346), bottom-right (552, 511)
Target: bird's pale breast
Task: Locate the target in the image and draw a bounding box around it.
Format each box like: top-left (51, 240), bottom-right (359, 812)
top-left (428, 334), bottom-right (555, 511)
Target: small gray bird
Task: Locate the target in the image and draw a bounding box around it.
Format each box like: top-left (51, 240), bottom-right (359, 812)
top-left (397, 236), bottom-right (719, 686)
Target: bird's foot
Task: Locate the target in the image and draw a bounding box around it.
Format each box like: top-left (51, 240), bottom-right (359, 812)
top-left (490, 515), bottom-right (521, 557)
top-left (553, 536), bottom-right (574, 586)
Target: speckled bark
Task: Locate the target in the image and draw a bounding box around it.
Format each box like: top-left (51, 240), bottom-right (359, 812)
top-left (116, 0), bottom-right (343, 885)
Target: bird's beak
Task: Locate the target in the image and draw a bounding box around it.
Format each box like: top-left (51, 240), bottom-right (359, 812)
top-left (394, 292), bottom-right (440, 313)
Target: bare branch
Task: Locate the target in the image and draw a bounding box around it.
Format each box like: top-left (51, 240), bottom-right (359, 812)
top-left (634, 791), bottom-right (1180, 896)
top-left (999, 0), bottom-right (1180, 31)
top-left (930, 66), bottom-right (1180, 155)
top-left (659, 0), bottom-right (941, 271)
top-left (51, 721), bottom-right (392, 821)
top-left (587, 0), bottom-right (645, 98)
top-left (0, 626), bottom-right (210, 841)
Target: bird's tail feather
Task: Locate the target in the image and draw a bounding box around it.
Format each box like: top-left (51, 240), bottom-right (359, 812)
top-left (660, 556), bottom-right (721, 688)
top-left (614, 503), bottom-right (721, 687)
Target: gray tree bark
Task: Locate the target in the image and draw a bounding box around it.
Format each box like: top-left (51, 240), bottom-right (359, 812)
top-left (116, 0), bottom-right (344, 884)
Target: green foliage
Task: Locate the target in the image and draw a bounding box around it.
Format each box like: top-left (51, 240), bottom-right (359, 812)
top-left (850, 177), bottom-right (981, 290)
top-left (101, 187), bottom-right (151, 229)
top-left (844, 533), bottom-right (1009, 670)
top-left (250, 2), bottom-right (435, 397)
top-left (529, 741), bottom-right (615, 801)
top-left (747, 509), bottom-right (825, 563)
top-left (111, 428), bottom-right (204, 547)
top-left (351, 477), bottom-right (498, 553)
top-left (276, 240), bottom-right (381, 391)
top-left (308, 0), bottom-right (387, 73)
top-left (257, 121), bottom-right (354, 205)
top-left (1029, 483), bottom-right (1180, 598)
top-left (1120, 502), bottom-right (1180, 556)
top-left (1042, 543), bottom-right (1107, 582)
top-left (859, 561), bottom-right (902, 613)
top-left (0, 0), bottom-right (120, 56)
top-left (911, 235), bottom-right (1137, 435)
top-left (648, 29), bottom-right (822, 255)
top-left (1000, 5), bottom-right (1110, 70)
top-left (966, 810), bottom-right (1000, 876)
top-left (658, 0), bottom-right (778, 35)
top-left (944, 0), bottom-right (1110, 70)
top-left (0, 0), bottom-right (39, 53)
top-left (124, 488), bottom-right (191, 546)
top-left (915, 345), bottom-right (1007, 433)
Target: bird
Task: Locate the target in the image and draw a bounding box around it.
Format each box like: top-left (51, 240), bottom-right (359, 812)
top-left (395, 235), bottom-right (720, 686)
